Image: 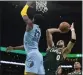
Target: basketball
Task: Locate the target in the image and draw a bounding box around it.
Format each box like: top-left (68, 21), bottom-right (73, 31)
top-left (59, 22), bottom-right (70, 32)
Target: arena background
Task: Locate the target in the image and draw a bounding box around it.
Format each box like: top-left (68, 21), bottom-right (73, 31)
top-left (0, 1), bottom-right (82, 75)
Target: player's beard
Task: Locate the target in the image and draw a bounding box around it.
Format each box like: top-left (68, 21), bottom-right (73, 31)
top-left (56, 45), bottom-right (64, 49)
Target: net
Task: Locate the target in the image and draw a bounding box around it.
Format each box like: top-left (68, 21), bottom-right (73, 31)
top-left (36, 0), bottom-right (48, 13)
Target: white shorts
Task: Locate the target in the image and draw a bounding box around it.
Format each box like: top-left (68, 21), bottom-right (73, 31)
top-left (25, 51), bottom-right (45, 75)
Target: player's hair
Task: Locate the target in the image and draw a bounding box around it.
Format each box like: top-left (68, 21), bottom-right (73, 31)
top-left (33, 14), bottom-right (44, 25)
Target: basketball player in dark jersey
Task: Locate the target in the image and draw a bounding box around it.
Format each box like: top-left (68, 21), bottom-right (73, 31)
top-left (44, 23), bottom-right (76, 75)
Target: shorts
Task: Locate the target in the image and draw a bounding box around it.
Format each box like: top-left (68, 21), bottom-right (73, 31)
top-left (25, 51), bottom-right (45, 75)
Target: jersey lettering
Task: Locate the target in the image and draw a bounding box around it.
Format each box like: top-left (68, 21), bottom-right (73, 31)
top-left (33, 29), bottom-right (40, 42)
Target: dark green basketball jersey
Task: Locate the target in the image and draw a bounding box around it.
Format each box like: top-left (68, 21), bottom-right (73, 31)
top-left (44, 46), bottom-right (64, 75)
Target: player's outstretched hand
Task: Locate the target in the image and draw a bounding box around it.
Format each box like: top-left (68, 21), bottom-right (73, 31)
top-left (6, 46), bottom-right (14, 52)
top-left (26, 1), bottom-right (35, 8)
top-left (70, 22), bottom-right (75, 31)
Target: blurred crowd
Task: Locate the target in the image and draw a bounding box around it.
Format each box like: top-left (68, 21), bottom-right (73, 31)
top-left (55, 62), bottom-right (82, 75)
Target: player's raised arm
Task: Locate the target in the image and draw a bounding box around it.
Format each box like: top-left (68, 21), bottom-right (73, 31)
top-left (62, 23), bottom-right (76, 58)
top-left (46, 28), bottom-right (61, 49)
top-left (6, 45), bottom-right (24, 52)
top-left (67, 23), bottom-right (76, 50)
top-left (21, 2), bottom-right (34, 30)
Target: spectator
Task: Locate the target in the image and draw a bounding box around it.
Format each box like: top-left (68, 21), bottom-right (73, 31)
top-left (68, 62), bottom-right (82, 75)
top-left (55, 66), bottom-right (63, 75)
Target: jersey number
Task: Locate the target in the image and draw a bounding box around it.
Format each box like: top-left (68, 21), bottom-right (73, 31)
top-left (33, 29), bottom-right (40, 42)
top-left (56, 55), bottom-right (60, 60)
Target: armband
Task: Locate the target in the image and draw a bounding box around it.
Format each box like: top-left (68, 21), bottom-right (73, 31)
top-left (21, 4), bottom-right (29, 17)
top-left (71, 39), bottom-right (76, 43)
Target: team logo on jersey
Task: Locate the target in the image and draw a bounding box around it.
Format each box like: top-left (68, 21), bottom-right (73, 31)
top-left (27, 60), bottom-right (34, 68)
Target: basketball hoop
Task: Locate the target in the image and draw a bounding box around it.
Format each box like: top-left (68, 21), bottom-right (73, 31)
top-left (36, 0), bottom-right (48, 13)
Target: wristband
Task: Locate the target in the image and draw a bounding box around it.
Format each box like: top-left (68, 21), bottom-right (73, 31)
top-left (71, 39), bottom-right (76, 43)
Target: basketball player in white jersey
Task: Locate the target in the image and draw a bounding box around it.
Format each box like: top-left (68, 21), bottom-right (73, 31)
top-left (6, 2), bottom-right (45, 75)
